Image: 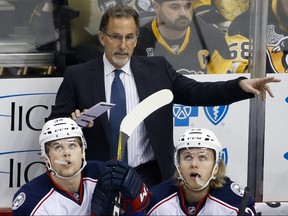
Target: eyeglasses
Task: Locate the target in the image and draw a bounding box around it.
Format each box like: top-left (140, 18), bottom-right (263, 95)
top-left (103, 31), bottom-right (138, 44)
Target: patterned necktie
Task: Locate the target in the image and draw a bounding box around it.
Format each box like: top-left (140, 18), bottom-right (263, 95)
top-left (109, 69), bottom-right (126, 160)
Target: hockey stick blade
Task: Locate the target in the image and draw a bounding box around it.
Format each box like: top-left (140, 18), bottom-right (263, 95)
top-left (112, 89), bottom-right (173, 215)
top-left (117, 89), bottom-right (174, 160)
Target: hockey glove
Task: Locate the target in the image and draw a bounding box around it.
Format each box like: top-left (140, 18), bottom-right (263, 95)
top-left (104, 160), bottom-right (151, 212)
top-left (91, 168), bottom-right (118, 216)
top-left (121, 182), bottom-right (150, 213)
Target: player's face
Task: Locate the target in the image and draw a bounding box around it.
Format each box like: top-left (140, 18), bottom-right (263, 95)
top-left (179, 148), bottom-right (216, 190)
top-left (47, 138), bottom-right (84, 178)
top-left (155, 0), bottom-right (193, 31)
top-left (99, 17), bottom-right (138, 68)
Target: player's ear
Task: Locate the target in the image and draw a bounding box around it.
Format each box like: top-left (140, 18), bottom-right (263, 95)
top-left (44, 156), bottom-right (51, 168)
top-left (213, 163), bottom-right (219, 176)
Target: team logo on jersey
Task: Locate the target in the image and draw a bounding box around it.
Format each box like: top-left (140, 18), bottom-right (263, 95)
top-left (271, 36), bottom-right (288, 53)
top-left (171, 45), bottom-right (180, 53)
top-left (173, 105), bottom-right (198, 126)
top-left (266, 25), bottom-right (284, 46)
top-left (230, 183), bottom-right (245, 197)
top-left (270, 36), bottom-right (288, 73)
top-left (266, 25), bottom-right (288, 73)
top-left (146, 48), bottom-right (154, 57)
top-left (188, 206), bottom-right (195, 215)
top-left (12, 192), bottom-right (26, 210)
top-left (204, 105), bottom-right (229, 125)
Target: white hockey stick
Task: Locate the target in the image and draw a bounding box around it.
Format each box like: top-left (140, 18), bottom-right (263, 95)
top-left (117, 89), bottom-right (173, 160)
top-left (112, 89), bottom-right (174, 215)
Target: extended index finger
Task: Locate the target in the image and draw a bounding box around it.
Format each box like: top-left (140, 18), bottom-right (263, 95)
top-left (263, 77), bottom-right (281, 84)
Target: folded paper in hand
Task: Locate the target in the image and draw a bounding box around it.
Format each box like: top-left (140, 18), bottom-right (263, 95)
top-left (76, 102), bottom-right (115, 128)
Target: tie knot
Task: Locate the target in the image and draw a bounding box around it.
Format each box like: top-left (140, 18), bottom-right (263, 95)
top-left (114, 69), bottom-right (122, 78)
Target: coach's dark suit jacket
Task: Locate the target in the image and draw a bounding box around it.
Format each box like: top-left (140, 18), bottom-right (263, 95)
top-left (49, 55), bottom-right (253, 180)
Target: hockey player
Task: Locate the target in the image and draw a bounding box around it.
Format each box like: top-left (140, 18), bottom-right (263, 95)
top-left (145, 127), bottom-right (256, 215)
top-left (226, 0), bottom-right (288, 73)
top-left (11, 117), bottom-right (149, 215)
top-left (134, 0), bottom-right (234, 74)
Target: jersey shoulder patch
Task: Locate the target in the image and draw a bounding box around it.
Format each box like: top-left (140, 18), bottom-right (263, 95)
top-left (12, 192), bottom-right (26, 210)
top-left (230, 182), bottom-right (245, 197)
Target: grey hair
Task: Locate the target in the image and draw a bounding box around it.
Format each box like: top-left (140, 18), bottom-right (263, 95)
top-left (99, 5), bottom-right (139, 33)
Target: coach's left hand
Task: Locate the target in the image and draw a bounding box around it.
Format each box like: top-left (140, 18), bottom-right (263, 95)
top-left (239, 76), bottom-right (281, 101)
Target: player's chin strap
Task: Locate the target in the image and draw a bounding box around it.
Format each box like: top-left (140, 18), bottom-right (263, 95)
top-left (176, 164), bottom-right (218, 192)
top-left (46, 156), bottom-right (87, 180)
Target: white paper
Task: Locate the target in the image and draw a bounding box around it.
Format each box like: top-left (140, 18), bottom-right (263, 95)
top-left (76, 102), bottom-right (115, 128)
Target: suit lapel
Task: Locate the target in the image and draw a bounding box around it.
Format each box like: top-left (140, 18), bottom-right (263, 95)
top-left (131, 56), bottom-right (151, 102)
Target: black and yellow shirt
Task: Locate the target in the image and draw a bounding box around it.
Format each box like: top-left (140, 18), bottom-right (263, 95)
top-left (134, 16), bottom-right (233, 75)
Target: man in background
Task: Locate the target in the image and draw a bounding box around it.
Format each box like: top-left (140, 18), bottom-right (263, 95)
top-left (134, 0), bottom-right (234, 74)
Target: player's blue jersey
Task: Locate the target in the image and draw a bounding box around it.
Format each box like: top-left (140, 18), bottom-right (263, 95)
top-left (12, 161), bottom-right (105, 216)
top-left (146, 177), bottom-right (256, 215)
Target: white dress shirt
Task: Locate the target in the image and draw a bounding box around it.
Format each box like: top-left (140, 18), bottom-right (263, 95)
top-left (103, 54), bottom-right (155, 167)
